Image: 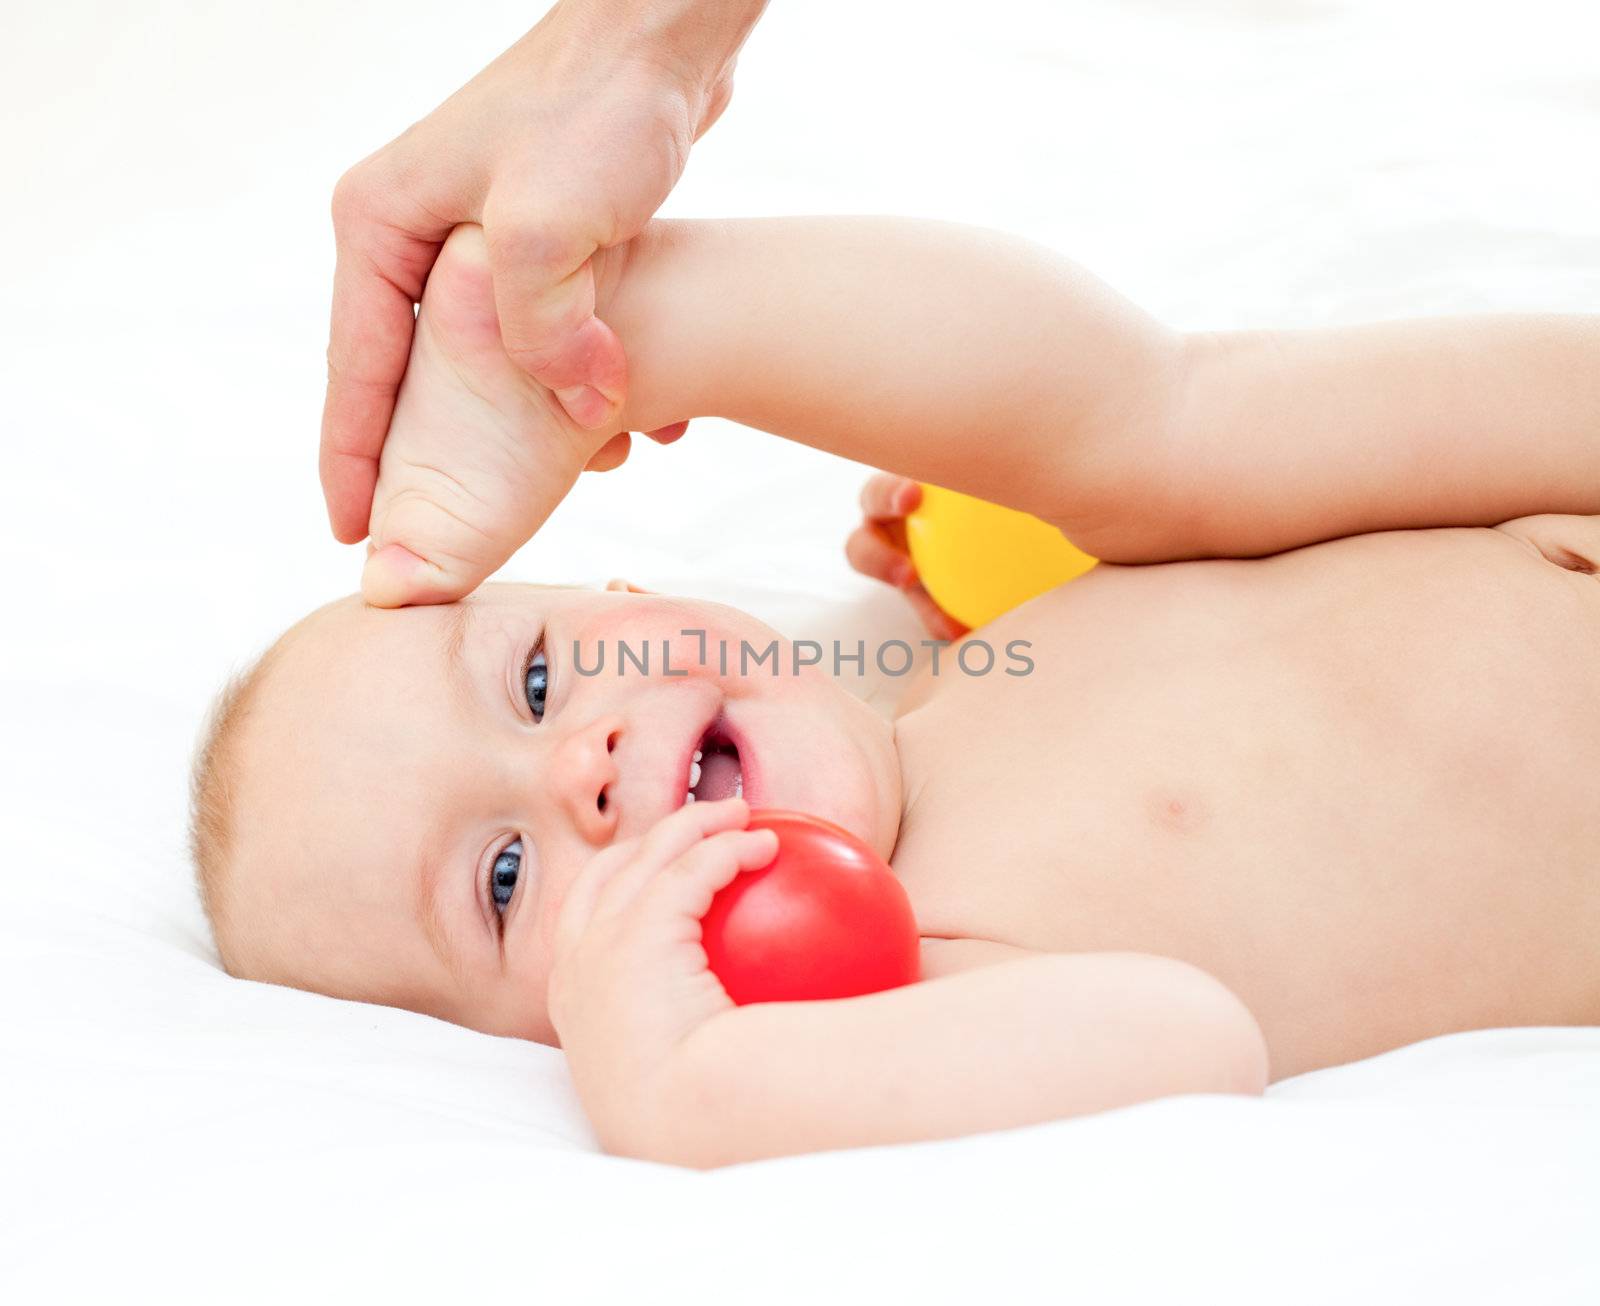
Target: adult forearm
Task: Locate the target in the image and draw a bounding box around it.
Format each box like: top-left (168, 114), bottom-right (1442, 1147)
top-left (604, 218), bottom-right (1184, 540)
top-left (1169, 316), bottom-right (1600, 558)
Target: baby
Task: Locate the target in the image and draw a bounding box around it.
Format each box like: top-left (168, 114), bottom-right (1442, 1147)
top-left (194, 219), bottom-right (1600, 1168)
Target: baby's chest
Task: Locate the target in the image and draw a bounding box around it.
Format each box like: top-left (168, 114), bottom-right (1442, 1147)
top-left (889, 660), bottom-right (1223, 952)
top-left (889, 535), bottom-right (1600, 959)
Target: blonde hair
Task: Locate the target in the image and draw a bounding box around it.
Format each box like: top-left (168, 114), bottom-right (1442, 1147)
top-left (187, 643), bottom-right (286, 974)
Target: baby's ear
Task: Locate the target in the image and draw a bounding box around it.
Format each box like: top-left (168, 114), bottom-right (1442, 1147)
top-left (604, 578), bottom-right (655, 594)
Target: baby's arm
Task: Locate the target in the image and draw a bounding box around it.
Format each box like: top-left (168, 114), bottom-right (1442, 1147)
top-left (620, 951), bottom-right (1268, 1169)
top-left (549, 800), bottom-right (1266, 1170)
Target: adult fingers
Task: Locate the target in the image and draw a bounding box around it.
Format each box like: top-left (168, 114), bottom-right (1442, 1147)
top-left (320, 253), bottom-right (421, 544)
top-left (846, 522), bottom-right (917, 589)
top-left (320, 166), bottom-right (452, 543)
top-left (858, 472), bottom-right (921, 522)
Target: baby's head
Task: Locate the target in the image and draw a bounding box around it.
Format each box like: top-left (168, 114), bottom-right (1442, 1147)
top-left (192, 582), bottom-right (901, 1043)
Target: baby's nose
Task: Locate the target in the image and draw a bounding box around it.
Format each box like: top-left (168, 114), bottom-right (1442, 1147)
top-left (552, 715), bottom-right (622, 845)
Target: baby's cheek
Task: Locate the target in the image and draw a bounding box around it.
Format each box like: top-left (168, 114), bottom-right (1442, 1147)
top-left (573, 601), bottom-right (753, 682)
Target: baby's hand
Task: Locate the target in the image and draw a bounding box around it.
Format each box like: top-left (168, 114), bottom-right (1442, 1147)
top-left (546, 798), bottom-right (777, 1151)
top-left (845, 473), bottom-right (970, 641)
top-left (360, 225), bottom-right (684, 606)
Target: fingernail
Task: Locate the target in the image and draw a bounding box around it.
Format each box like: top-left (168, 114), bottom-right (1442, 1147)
top-left (556, 384), bottom-right (611, 429)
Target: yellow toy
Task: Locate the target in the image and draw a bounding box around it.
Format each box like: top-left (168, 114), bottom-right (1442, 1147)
top-left (904, 483), bottom-right (1097, 629)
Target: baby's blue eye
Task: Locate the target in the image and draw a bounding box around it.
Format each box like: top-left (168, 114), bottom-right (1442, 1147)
top-left (524, 646), bottom-right (548, 723)
top-left (491, 839), bottom-right (521, 914)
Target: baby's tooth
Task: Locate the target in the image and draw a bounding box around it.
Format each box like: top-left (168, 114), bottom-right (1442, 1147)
top-left (689, 759), bottom-right (703, 788)
top-left (733, 774), bottom-right (743, 799)
top-left (685, 792), bottom-right (696, 803)
top-left (693, 749), bottom-right (703, 762)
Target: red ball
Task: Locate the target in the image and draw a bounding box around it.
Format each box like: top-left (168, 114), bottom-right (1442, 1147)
top-left (702, 810), bottom-right (922, 1005)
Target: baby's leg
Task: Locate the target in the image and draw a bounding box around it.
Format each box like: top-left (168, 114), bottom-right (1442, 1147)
top-left (361, 226), bottom-right (594, 606)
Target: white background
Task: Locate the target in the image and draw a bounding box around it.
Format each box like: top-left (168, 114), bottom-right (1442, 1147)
top-left (2, 1), bottom-right (1598, 1301)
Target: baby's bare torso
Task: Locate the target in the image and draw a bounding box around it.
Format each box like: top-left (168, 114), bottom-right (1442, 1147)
top-left (892, 522), bottom-right (1600, 1079)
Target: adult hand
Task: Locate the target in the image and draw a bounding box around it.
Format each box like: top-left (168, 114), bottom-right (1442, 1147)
top-left (319, 0), bottom-right (766, 546)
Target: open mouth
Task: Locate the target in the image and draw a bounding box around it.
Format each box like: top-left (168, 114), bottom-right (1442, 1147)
top-left (684, 720), bottom-right (744, 806)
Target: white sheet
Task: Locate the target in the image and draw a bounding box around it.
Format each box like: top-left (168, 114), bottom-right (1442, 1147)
top-left (3, 0), bottom-right (1598, 1299)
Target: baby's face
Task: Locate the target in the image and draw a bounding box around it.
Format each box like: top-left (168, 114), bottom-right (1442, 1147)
top-left (230, 583), bottom-right (901, 1043)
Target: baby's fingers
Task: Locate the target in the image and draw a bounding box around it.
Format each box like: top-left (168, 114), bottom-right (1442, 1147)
top-left (592, 798), bottom-right (753, 922)
top-left (552, 836), bottom-right (641, 959)
top-left (904, 581), bottom-right (970, 642)
top-left (846, 522), bottom-right (916, 589)
top-left (639, 827), bottom-right (778, 923)
top-left (846, 523), bottom-right (971, 640)
top-left (859, 472), bottom-right (921, 523)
